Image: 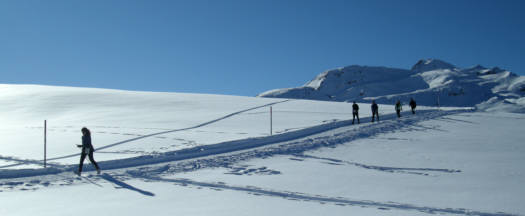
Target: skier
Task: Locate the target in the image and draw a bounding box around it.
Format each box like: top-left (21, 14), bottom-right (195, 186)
top-left (395, 100), bottom-right (402, 118)
top-left (352, 101), bottom-right (360, 124)
top-left (409, 98), bottom-right (417, 114)
top-left (76, 127), bottom-right (101, 176)
top-left (371, 100), bottom-right (379, 122)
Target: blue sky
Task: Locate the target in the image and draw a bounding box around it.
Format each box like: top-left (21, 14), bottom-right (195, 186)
top-left (1, 0), bottom-right (524, 96)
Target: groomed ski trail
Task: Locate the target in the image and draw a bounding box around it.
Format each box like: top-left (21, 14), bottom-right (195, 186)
top-left (0, 109), bottom-right (465, 179)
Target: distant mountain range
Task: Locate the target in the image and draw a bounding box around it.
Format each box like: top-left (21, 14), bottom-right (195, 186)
top-left (258, 59), bottom-right (525, 113)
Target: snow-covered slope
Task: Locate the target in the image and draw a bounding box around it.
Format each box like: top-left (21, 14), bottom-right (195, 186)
top-left (0, 84), bottom-right (367, 168)
top-left (1, 84), bottom-right (524, 216)
top-left (258, 59), bottom-right (525, 113)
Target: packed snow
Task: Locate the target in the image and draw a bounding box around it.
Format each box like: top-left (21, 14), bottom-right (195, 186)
top-left (1, 84), bottom-right (524, 216)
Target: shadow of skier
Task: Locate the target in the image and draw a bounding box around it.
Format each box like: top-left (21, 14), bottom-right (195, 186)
top-left (100, 173), bottom-right (155, 197)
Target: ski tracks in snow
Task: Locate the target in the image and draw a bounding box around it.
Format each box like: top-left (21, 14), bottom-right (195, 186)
top-left (1, 108), bottom-right (517, 216)
top-left (1, 109), bottom-right (462, 179)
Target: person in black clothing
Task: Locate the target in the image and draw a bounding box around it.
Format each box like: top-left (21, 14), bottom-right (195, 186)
top-left (352, 101), bottom-right (360, 124)
top-left (409, 98), bottom-right (417, 114)
top-left (371, 100), bottom-right (379, 122)
top-left (395, 100), bottom-right (402, 118)
top-left (77, 127), bottom-right (101, 176)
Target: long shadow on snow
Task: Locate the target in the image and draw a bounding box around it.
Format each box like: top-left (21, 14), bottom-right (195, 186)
top-left (100, 173), bottom-right (155, 197)
top-left (133, 173), bottom-right (515, 216)
top-left (0, 155), bottom-right (63, 169)
top-left (435, 116), bottom-right (478, 125)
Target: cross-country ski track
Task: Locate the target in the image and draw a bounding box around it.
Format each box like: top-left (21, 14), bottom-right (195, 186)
top-left (1, 107), bottom-right (458, 178)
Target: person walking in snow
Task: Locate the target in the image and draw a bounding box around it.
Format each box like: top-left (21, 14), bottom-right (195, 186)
top-left (395, 100), bottom-right (402, 118)
top-left (371, 100), bottom-right (379, 122)
top-left (352, 101), bottom-right (360, 124)
top-left (76, 127), bottom-right (101, 176)
top-left (409, 98), bottom-right (417, 114)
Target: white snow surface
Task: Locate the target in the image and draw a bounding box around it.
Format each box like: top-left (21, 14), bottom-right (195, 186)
top-left (1, 84), bottom-right (524, 216)
top-left (258, 59), bottom-right (525, 113)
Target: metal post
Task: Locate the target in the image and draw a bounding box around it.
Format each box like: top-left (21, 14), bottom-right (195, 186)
top-left (437, 92), bottom-right (441, 110)
top-left (44, 120), bottom-right (47, 168)
top-left (270, 106), bottom-right (273, 136)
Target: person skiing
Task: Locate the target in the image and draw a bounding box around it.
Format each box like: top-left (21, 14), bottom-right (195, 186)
top-left (395, 100), bottom-right (402, 118)
top-left (76, 127), bottom-right (101, 176)
top-left (409, 98), bottom-right (417, 114)
top-left (352, 101), bottom-right (360, 124)
top-left (371, 100), bottom-right (379, 122)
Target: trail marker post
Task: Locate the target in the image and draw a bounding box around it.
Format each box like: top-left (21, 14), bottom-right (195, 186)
top-left (44, 120), bottom-right (47, 168)
top-left (270, 106), bottom-right (273, 136)
top-left (437, 92), bottom-right (441, 111)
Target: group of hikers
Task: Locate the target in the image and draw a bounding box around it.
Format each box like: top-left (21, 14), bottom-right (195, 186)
top-left (351, 98), bottom-right (417, 124)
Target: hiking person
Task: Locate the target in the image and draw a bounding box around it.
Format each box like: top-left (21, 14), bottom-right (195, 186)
top-left (352, 101), bottom-right (360, 124)
top-left (395, 100), bottom-right (402, 118)
top-left (76, 127), bottom-right (101, 176)
top-left (409, 98), bottom-right (417, 114)
top-left (371, 100), bottom-right (379, 122)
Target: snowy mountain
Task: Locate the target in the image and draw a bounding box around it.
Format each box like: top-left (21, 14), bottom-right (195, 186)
top-left (258, 59), bottom-right (525, 113)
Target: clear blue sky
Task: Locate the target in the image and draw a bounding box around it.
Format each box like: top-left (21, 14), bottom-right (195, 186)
top-left (1, 0), bottom-right (524, 96)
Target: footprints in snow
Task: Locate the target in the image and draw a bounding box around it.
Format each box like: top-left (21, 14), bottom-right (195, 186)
top-left (288, 154), bottom-right (461, 176)
top-left (224, 165), bottom-right (281, 176)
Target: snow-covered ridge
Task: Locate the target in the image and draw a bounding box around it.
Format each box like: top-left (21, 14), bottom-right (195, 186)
top-left (258, 59), bottom-right (525, 113)
top-left (411, 59), bottom-right (456, 73)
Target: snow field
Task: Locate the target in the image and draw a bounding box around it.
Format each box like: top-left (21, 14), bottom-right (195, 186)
top-left (1, 84), bottom-right (523, 216)
top-left (173, 112), bottom-right (525, 215)
top-left (0, 84), bottom-right (402, 171)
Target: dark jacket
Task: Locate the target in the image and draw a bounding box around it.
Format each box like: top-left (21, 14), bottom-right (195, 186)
top-left (395, 102), bottom-right (402, 111)
top-left (409, 100), bottom-right (417, 108)
top-left (352, 103), bottom-right (359, 113)
top-left (82, 135), bottom-right (95, 153)
top-left (371, 103), bottom-right (378, 112)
